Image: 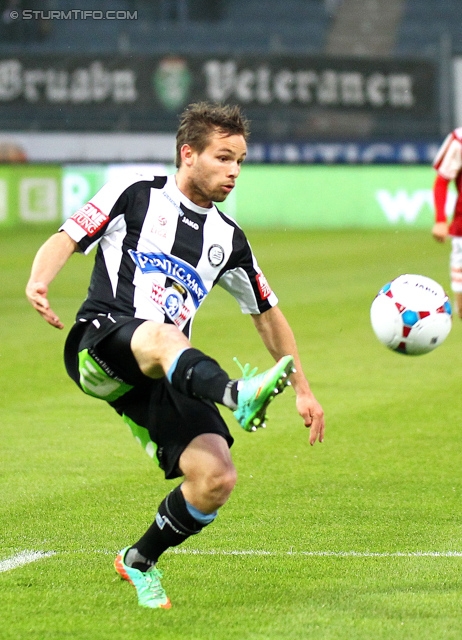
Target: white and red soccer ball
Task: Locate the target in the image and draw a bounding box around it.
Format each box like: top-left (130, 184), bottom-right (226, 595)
top-left (370, 274), bottom-right (452, 355)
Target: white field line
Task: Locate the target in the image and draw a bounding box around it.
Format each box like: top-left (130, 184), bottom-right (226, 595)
top-left (2, 549), bottom-right (462, 575)
top-left (169, 549), bottom-right (462, 558)
top-left (0, 550), bottom-right (56, 573)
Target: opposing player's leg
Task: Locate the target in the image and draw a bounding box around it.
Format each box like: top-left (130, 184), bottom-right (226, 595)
top-left (450, 237), bottom-right (462, 319)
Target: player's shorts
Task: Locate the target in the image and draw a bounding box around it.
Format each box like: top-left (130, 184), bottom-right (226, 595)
top-left (64, 314), bottom-right (234, 479)
top-left (450, 236), bottom-right (462, 292)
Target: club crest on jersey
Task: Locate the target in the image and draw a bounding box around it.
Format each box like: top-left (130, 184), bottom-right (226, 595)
top-left (208, 244), bottom-right (225, 267)
top-left (128, 249), bottom-right (207, 308)
top-left (70, 202), bottom-right (109, 237)
top-left (256, 272), bottom-right (272, 300)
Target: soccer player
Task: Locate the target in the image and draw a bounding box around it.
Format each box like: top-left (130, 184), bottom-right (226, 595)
top-left (26, 102), bottom-right (325, 609)
top-left (432, 127), bottom-right (462, 318)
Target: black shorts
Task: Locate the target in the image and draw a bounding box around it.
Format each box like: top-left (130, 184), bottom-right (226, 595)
top-left (64, 315), bottom-right (234, 479)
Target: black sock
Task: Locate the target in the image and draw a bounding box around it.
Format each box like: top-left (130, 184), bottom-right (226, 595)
top-left (129, 485), bottom-right (205, 566)
top-left (124, 547), bottom-right (155, 572)
top-left (170, 348), bottom-right (238, 409)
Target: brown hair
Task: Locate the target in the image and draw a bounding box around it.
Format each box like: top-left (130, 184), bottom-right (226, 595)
top-left (175, 102), bottom-right (250, 167)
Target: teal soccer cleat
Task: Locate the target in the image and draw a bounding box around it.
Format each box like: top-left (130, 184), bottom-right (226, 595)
top-left (233, 355), bottom-right (295, 432)
top-left (114, 547), bottom-right (171, 609)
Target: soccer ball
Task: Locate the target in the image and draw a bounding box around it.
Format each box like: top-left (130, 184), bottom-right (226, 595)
top-left (370, 274), bottom-right (452, 355)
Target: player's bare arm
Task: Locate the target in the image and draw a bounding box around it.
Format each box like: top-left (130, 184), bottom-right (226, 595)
top-left (251, 306), bottom-right (325, 445)
top-left (26, 231), bottom-right (78, 329)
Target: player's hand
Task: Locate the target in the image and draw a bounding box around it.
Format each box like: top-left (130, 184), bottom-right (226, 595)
top-left (432, 221), bottom-right (449, 243)
top-left (296, 391), bottom-right (325, 445)
top-left (25, 281), bottom-right (64, 329)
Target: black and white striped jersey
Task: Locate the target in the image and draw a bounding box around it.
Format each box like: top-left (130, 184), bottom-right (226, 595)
top-left (60, 172), bottom-right (278, 337)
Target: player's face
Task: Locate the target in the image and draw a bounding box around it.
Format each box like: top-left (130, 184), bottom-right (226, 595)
top-left (179, 131), bottom-right (247, 207)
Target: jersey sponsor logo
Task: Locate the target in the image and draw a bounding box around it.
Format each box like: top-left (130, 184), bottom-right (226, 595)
top-left (181, 215), bottom-right (199, 230)
top-left (70, 202), bottom-right (109, 236)
top-left (256, 272), bottom-right (272, 300)
top-left (128, 249), bottom-right (207, 308)
top-left (208, 244), bottom-right (225, 267)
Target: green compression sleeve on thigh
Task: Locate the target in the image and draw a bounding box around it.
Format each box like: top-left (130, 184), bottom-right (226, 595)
top-left (122, 414), bottom-right (159, 463)
top-left (78, 349), bottom-right (133, 402)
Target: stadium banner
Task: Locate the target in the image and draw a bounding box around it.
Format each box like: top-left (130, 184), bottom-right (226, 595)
top-left (0, 132), bottom-right (441, 164)
top-left (236, 165), bottom-right (442, 229)
top-left (0, 164), bottom-right (443, 230)
top-left (0, 132), bottom-right (176, 163)
top-left (246, 141), bottom-right (441, 164)
top-left (0, 164), bottom-right (61, 226)
top-left (0, 55), bottom-right (437, 138)
top-left (61, 163), bottom-right (175, 220)
top-left (453, 56), bottom-right (462, 127)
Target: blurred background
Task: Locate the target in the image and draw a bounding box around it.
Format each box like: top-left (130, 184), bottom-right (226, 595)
top-left (0, 0), bottom-right (459, 228)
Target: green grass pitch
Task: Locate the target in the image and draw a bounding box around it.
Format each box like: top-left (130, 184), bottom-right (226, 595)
top-left (1, 225), bottom-right (462, 640)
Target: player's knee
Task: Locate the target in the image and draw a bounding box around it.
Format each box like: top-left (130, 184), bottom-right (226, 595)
top-left (144, 321), bottom-right (186, 348)
top-left (203, 466), bottom-right (237, 508)
top-left (131, 321), bottom-right (190, 376)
